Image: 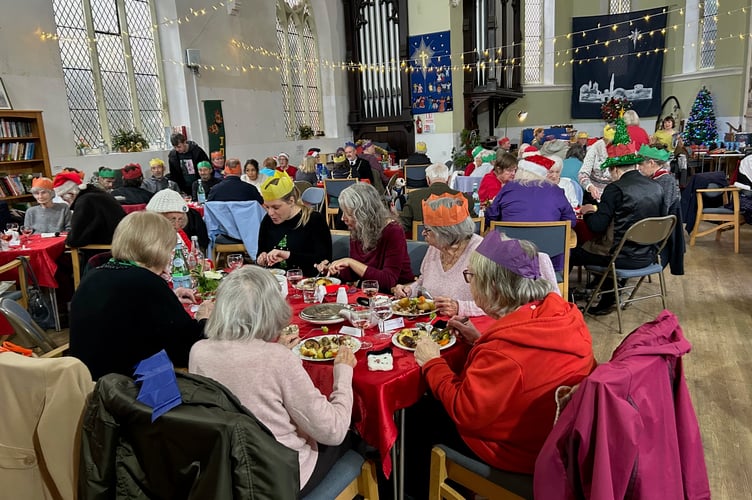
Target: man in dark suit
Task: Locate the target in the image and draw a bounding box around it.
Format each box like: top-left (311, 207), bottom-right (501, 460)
top-left (399, 163), bottom-right (476, 232)
top-left (206, 158), bottom-right (263, 203)
top-left (344, 143), bottom-right (372, 183)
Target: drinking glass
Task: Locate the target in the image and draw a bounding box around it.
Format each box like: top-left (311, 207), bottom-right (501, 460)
top-left (286, 269), bottom-right (304, 298)
top-left (20, 226), bottom-right (33, 249)
top-left (350, 305), bottom-right (373, 349)
top-left (6, 223), bottom-right (18, 232)
top-left (371, 296), bottom-right (394, 341)
top-left (227, 254), bottom-right (244, 272)
top-left (361, 279), bottom-right (379, 298)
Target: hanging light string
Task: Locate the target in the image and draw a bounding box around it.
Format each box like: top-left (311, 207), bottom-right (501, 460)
top-left (35, 3), bottom-right (750, 74)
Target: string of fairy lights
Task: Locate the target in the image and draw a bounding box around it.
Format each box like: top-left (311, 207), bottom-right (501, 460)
top-left (35, 1), bottom-right (752, 76)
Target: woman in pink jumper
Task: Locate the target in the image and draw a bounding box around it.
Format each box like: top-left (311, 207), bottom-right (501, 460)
top-left (189, 266), bottom-right (357, 495)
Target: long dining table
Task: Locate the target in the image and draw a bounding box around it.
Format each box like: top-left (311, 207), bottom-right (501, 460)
top-left (287, 285), bottom-right (486, 498)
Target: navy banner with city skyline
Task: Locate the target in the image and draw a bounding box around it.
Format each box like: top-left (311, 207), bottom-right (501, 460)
top-left (571, 7), bottom-right (667, 119)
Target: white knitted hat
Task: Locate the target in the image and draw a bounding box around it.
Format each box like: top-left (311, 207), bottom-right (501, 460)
top-left (146, 189), bottom-right (188, 213)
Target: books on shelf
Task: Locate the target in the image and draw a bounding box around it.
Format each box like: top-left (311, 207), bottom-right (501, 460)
top-left (0, 119), bottom-right (34, 138)
top-left (0, 141), bottom-right (35, 161)
top-left (0, 173), bottom-right (29, 198)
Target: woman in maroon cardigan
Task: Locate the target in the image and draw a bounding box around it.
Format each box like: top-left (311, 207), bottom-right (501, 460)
top-left (316, 183), bottom-right (413, 293)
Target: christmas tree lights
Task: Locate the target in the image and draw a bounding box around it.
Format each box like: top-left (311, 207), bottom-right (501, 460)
top-left (683, 87), bottom-right (718, 146)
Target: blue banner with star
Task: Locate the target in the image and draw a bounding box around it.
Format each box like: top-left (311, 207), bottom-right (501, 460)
top-left (571, 7), bottom-right (667, 119)
top-left (409, 31), bottom-right (453, 115)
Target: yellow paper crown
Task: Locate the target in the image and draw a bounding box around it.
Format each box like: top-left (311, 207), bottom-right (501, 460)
top-left (422, 192), bottom-right (470, 227)
top-left (260, 170), bottom-right (294, 201)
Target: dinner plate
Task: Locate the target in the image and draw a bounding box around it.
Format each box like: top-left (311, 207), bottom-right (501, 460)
top-left (295, 276), bottom-right (341, 290)
top-left (300, 303), bottom-right (349, 324)
top-left (391, 328), bottom-right (456, 352)
top-left (390, 299), bottom-right (436, 317)
top-left (267, 268), bottom-right (287, 276)
top-left (293, 334), bottom-right (361, 361)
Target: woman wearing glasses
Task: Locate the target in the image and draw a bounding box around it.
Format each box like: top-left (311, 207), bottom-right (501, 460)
top-left (404, 232), bottom-right (595, 497)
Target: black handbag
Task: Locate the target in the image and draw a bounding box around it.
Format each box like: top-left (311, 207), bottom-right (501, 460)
top-left (19, 256), bottom-right (56, 330)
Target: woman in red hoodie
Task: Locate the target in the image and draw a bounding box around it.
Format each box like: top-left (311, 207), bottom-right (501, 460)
top-left (409, 232), bottom-right (596, 497)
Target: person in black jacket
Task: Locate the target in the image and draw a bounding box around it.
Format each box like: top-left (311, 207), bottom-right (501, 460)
top-left (571, 119), bottom-right (664, 315)
top-left (111, 164), bottom-right (153, 205)
top-left (69, 212), bottom-right (212, 379)
top-left (191, 161), bottom-right (221, 202)
top-left (207, 158), bottom-right (264, 203)
top-left (168, 132), bottom-right (210, 194)
top-left (405, 141), bottom-right (432, 165)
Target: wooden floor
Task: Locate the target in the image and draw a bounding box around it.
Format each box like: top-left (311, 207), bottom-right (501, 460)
top-left (26, 224), bottom-right (752, 497)
top-left (579, 224), bottom-right (752, 498)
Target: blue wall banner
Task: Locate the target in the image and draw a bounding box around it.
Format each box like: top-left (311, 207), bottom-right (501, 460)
top-left (409, 31), bottom-right (453, 115)
top-left (571, 7), bottom-right (667, 119)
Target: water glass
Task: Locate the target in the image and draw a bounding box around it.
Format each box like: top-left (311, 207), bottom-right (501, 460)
top-left (303, 288), bottom-right (316, 304)
top-left (287, 269), bottom-right (304, 298)
top-left (361, 280), bottom-right (379, 298)
top-left (227, 254), bottom-right (244, 271)
top-left (371, 296), bottom-right (393, 341)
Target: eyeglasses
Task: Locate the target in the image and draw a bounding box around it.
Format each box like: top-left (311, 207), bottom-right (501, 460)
top-left (462, 269), bottom-right (475, 283)
top-left (421, 227), bottom-right (433, 236)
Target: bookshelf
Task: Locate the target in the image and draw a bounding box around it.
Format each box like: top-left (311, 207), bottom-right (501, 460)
top-left (0, 110), bottom-right (52, 202)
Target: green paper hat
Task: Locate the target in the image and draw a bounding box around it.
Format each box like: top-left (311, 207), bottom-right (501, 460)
top-left (600, 118), bottom-right (642, 169)
top-left (471, 146), bottom-right (485, 158)
top-left (98, 168), bottom-right (116, 178)
top-left (197, 161), bottom-right (212, 170)
top-left (637, 144), bottom-right (671, 162)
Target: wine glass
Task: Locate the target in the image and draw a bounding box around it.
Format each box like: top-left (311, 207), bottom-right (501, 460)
top-left (371, 296), bottom-right (394, 341)
top-left (286, 268), bottom-right (304, 298)
top-left (20, 226), bottom-right (33, 249)
top-left (6, 223), bottom-right (18, 246)
top-left (226, 254), bottom-right (244, 272)
top-left (361, 279), bottom-right (379, 298)
top-left (350, 305), bottom-right (373, 349)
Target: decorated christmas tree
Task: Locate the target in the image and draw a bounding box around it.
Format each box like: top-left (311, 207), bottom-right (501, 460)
top-left (683, 87), bottom-right (718, 146)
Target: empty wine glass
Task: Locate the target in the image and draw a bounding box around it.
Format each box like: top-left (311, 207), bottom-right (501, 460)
top-left (361, 279), bottom-right (379, 298)
top-left (286, 268), bottom-right (304, 298)
top-left (371, 296), bottom-right (394, 341)
top-left (226, 253), bottom-right (244, 272)
top-left (350, 305), bottom-right (373, 349)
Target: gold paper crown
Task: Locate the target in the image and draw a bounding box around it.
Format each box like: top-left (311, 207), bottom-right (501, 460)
top-left (260, 170), bottom-right (294, 201)
top-left (422, 192), bottom-right (470, 227)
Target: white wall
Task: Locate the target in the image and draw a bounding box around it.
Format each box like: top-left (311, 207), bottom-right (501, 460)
top-left (0, 0), bottom-right (353, 180)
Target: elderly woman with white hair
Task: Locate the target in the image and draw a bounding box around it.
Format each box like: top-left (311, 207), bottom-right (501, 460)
top-left (189, 266), bottom-right (357, 496)
top-left (404, 232), bottom-right (595, 498)
top-left (24, 177), bottom-right (71, 233)
top-left (395, 193), bottom-right (559, 316)
top-left (578, 124), bottom-right (614, 203)
top-left (623, 109), bottom-right (650, 148)
top-left (146, 188), bottom-right (209, 250)
top-left (317, 182), bottom-right (413, 293)
top-left (545, 155), bottom-right (580, 208)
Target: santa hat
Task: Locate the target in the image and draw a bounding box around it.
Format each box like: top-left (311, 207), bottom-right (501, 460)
top-left (53, 171), bottom-right (83, 197)
top-left (122, 164), bottom-right (143, 180)
top-left (306, 148), bottom-right (320, 158)
top-left (518, 145), bottom-right (555, 177)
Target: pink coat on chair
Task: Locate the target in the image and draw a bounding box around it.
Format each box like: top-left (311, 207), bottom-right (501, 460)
top-left (534, 310), bottom-right (710, 499)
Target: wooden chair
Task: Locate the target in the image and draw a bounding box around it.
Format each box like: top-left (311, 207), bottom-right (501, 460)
top-left (583, 215), bottom-right (677, 334)
top-left (302, 450), bottom-right (379, 499)
top-left (294, 180), bottom-right (312, 196)
top-left (324, 179), bottom-right (357, 228)
top-left (0, 258), bottom-right (28, 310)
top-left (70, 244), bottom-right (112, 290)
top-left (403, 164), bottom-right (430, 191)
top-left (490, 221), bottom-right (572, 298)
top-left (429, 445), bottom-right (532, 500)
top-left (689, 186), bottom-right (743, 253)
top-left (0, 297), bottom-right (64, 356)
top-left (213, 241), bottom-right (247, 269)
top-left (472, 216), bottom-right (486, 235)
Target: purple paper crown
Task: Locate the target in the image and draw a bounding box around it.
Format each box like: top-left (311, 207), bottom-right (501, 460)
top-left (475, 233), bottom-right (540, 279)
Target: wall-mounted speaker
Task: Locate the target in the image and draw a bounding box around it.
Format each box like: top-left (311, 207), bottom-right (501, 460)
top-left (186, 49), bottom-right (201, 68)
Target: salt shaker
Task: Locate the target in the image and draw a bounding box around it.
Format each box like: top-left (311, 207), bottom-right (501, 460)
top-left (336, 286), bottom-right (348, 305)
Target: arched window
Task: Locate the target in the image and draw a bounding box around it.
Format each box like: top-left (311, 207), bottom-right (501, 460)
top-left (609, 0), bottom-right (631, 14)
top-left (276, 0), bottom-right (322, 138)
top-left (51, 0), bottom-right (167, 151)
top-left (699, 0), bottom-right (718, 69)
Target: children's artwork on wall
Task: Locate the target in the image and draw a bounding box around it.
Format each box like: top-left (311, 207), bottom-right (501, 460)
top-left (409, 31), bottom-right (452, 115)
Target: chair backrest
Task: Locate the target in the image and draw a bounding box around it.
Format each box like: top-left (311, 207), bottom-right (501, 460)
top-left (561, 157), bottom-right (582, 182)
top-left (0, 257), bottom-right (28, 309)
top-left (0, 297), bottom-right (56, 353)
top-left (472, 217), bottom-right (486, 235)
top-left (203, 201), bottom-right (266, 259)
top-left (69, 244), bottom-right (113, 290)
top-left (294, 180), bottom-right (312, 196)
top-left (617, 215), bottom-right (677, 259)
top-left (331, 231), bottom-right (350, 260)
top-left (406, 240), bottom-right (429, 278)
top-left (323, 179), bottom-right (357, 210)
top-left (404, 164), bottom-right (430, 188)
top-left (301, 187), bottom-right (325, 211)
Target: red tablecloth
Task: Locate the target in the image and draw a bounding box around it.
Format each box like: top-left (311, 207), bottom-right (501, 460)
top-left (289, 291), bottom-right (479, 478)
top-left (0, 236), bottom-right (66, 288)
